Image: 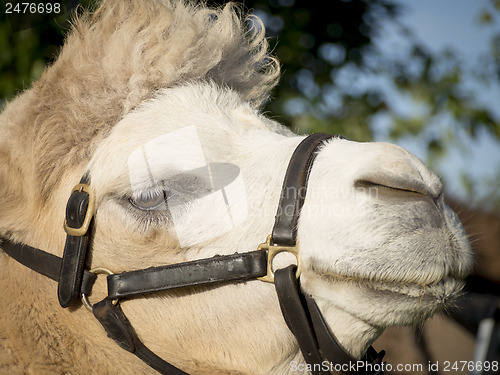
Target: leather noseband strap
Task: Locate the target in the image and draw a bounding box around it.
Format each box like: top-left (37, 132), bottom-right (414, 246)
top-left (272, 133), bottom-right (338, 246)
top-left (0, 133), bottom-right (385, 375)
top-left (270, 134), bottom-right (383, 375)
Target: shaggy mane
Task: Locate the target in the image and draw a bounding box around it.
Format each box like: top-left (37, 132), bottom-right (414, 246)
top-left (0, 0), bottom-right (279, 200)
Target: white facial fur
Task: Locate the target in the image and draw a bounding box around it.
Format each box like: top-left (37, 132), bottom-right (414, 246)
top-left (86, 82), bottom-right (472, 370)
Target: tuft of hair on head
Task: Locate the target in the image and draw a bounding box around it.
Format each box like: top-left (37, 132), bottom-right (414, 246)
top-left (66, 0), bottom-right (280, 112)
top-left (10, 0), bottom-right (280, 201)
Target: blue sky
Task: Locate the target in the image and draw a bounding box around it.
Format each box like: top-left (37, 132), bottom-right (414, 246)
top-left (375, 0), bottom-right (500, 203)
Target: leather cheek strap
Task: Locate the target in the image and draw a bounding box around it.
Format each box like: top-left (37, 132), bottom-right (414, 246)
top-left (274, 266), bottom-right (327, 375)
top-left (58, 175), bottom-right (93, 308)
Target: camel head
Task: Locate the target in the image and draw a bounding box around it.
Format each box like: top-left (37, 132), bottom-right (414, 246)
top-left (0, 1), bottom-right (472, 374)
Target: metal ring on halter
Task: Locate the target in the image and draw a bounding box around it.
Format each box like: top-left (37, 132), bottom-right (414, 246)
top-left (257, 235), bottom-right (301, 283)
top-left (81, 267), bottom-right (119, 312)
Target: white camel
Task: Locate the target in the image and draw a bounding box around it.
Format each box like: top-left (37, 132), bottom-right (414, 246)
top-left (0, 1), bottom-right (472, 374)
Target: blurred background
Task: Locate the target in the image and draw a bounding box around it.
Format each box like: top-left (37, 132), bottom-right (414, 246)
top-left (1, 0), bottom-right (499, 373)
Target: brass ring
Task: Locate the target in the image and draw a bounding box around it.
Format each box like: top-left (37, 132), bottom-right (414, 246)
top-left (257, 235), bottom-right (301, 283)
top-left (81, 267), bottom-right (118, 312)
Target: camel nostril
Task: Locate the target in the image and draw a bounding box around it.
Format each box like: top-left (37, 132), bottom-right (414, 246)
top-left (355, 174), bottom-right (427, 194)
top-left (432, 193), bottom-right (444, 208)
top-left (354, 174), bottom-right (440, 202)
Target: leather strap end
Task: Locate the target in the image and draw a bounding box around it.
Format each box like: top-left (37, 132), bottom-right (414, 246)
top-left (93, 298), bottom-right (137, 352)
top-left (93, 299), bottom-right (190, 375)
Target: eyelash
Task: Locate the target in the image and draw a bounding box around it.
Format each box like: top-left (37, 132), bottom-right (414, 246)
top-left (125, 174), bottom-right (213, 229)
top-left (127, 198), bottom-right (172, 228)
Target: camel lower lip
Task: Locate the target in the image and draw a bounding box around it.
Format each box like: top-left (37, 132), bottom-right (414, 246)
top-left (315, 270), bottom-right (464, 300)
top-left (366, 277), bottom-right (464, 300)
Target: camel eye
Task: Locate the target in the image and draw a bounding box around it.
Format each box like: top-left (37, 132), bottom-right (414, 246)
top-left (129, 189), bottom-right (167, 211)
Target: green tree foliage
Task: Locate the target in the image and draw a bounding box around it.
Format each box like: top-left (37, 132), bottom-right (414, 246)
top-left (0, 0), bottom-right (88, 101)
top-left (211, 0), bottom-right (500, 209)
top-left (210, 0), bottom-right (400, 141)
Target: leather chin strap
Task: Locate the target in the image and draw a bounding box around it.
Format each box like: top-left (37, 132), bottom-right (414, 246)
top-left (275, 266), bottom-right (385, 375)
top-left (0, 133), bottom-right (384, 375)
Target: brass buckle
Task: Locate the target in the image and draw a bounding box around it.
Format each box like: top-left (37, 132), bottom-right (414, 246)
top-left (81, 267), bottom-right (119, 312)
top-left (63, 183), bottom-right (95, 237)
top-left (257, 235), bottom-right (301, 283)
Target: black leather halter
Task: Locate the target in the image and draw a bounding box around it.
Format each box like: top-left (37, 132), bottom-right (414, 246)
top-left (1, 133), bottom-right (385, 375)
